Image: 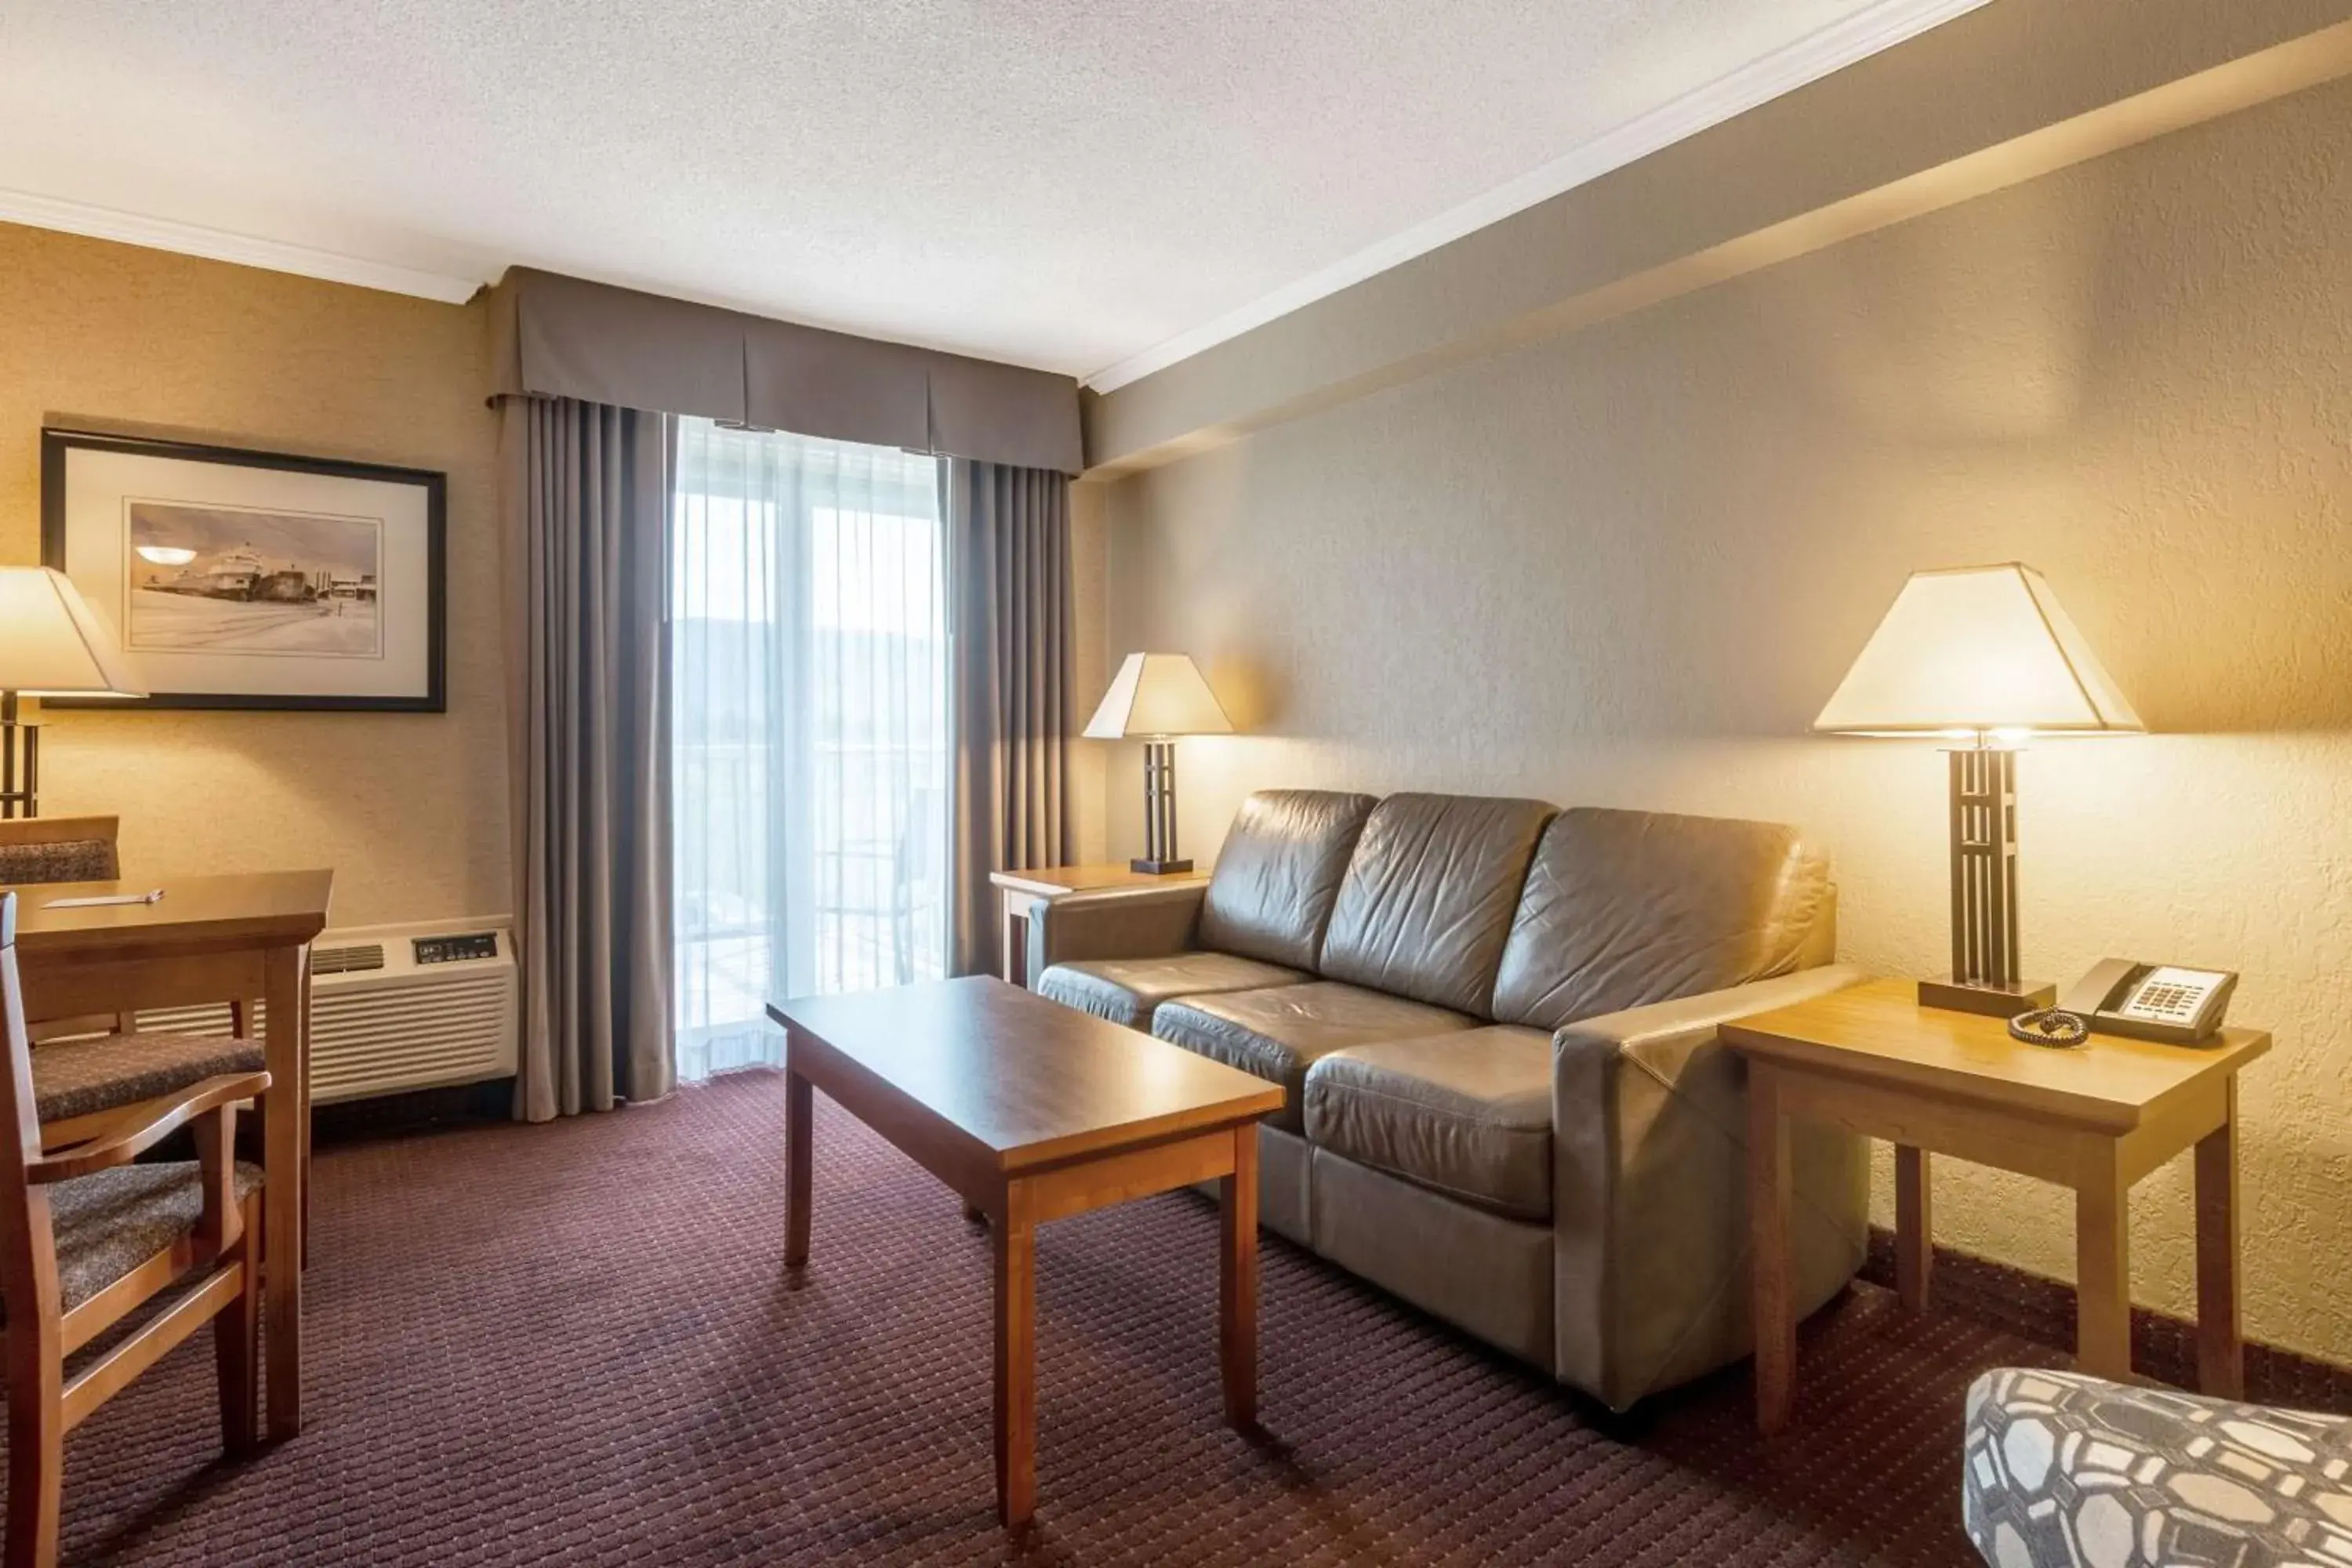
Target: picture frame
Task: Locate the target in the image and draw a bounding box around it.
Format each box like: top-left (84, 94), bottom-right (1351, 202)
top-left (41, 427), bottom-right (447, 713)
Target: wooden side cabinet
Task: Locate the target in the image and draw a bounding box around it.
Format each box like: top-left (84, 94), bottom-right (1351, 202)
top-left (987, 865), bottom-right (1209, 987)
top-left (1723, 978), bottom-right (2270, 1435)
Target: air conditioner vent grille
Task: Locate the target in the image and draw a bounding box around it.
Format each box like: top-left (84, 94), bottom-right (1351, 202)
top-left (133, 920), bottom-right (516, 1104)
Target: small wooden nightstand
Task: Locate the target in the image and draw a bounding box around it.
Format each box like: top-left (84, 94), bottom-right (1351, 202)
top-left (987, 864), bottom-right (1210, 987)
top-left (1723, 978), bottom-right (2270, 1434)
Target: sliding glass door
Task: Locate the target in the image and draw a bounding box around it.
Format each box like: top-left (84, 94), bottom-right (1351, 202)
top-left (670, 419), bottom-right (949, 1081)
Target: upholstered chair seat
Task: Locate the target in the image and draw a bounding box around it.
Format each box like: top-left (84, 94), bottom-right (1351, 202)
top-left (1152, 982), bottom-right (1472, 1131)
top-left (31, 1033), bottom-right (270, 1126)
top-left (1303, 1025), bottom-right (1555, 1221)
top-left (1965, 1367), bottom-right (2352, 1567)
top-left (1037, 952), bottom-right (1303, 1029)
top-left (9, 1160), bottom-right (266, 1317)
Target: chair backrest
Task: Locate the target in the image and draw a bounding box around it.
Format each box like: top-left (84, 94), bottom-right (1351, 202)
top-left (1197, 789), bottom-right (1378, 971)
top-left (0, 815), bottom-right (122, 887)
top-left (1318, 793), bottom-right (1557, 1016)
top-left (1489, 806), bottom-right (1835, 1032)
top-left (0, 892), bottom-right (56, 1332)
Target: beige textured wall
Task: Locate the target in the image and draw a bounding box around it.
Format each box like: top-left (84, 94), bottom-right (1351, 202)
top-left (1099, 84), bottom-right (2352, 1359)
top-left (0, 222), bottom-right (506, 927)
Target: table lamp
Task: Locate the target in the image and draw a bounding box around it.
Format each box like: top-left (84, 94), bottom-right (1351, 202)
top-left (1813, 563), bottom-right (2142, 1017)
top-left (0, 566), bottom-right (147, 818)
top-left (1083, 652), bottom-right (1234, 873)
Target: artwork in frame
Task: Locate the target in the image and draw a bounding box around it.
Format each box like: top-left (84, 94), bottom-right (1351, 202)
top-left (41, 428), bottom-right (445, 712)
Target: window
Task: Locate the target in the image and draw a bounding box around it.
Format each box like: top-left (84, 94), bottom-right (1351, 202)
top-left (670, 419), bottom-right (948, 1080)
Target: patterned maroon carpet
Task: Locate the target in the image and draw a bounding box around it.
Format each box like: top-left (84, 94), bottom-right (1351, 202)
top-left (34, 1073), bottom-right (2053, 1566)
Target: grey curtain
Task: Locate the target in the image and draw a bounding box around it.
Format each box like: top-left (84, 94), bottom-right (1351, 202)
top-left (499, 396), bottom-right (675, 1119)
top-left (946, 460), bottom-right (1075, 978)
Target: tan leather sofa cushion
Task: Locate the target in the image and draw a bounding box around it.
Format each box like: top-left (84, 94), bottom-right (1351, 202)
top-left (1491, 807), bottom-right (1831, 1032)
top-left (1036, 952), bottom-right (1304, 1029)
top-left (1304, 1026), bottom-right (1553, 1221)
top-left (1152, 982), bottom-right (1471, 1133)
top-left (1197, 789), bottom-right (1377, 970)
top-left (1318, 793), bottom-right (1555, 1016)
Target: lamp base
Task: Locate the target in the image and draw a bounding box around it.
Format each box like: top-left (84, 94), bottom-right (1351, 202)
top-left (1128, 857), bottom-right (1193, 876)
top-left (1918, 975), bottom-right (2056, 1018)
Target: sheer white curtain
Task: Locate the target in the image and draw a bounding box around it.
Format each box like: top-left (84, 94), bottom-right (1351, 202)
top-left (671, 419), bottom-right (949, 1081)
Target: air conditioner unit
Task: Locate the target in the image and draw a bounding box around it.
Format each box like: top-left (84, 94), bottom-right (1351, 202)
top-left (136, 916), bottom-right (518, 1104)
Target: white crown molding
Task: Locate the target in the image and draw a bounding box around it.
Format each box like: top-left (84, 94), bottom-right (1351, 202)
top-left (1083, 0), bottom-right (1992, 394)
top-left (0, 187), bottom-right (483, 304)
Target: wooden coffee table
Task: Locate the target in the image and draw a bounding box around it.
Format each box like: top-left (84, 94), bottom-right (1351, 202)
top-left (766, 976), bottom-right (1283, 1526)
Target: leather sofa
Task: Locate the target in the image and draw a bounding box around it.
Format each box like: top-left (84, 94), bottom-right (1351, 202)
top-left (1029, 789), bottom-right (1869, 1409)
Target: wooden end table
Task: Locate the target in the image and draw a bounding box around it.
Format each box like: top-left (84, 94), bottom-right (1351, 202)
top-left (988, 864), bottom-right (1209, 988)
top-left (1723, 977), bottom-right (2269, 1434)
top-left (768, 976), bottom-right (1282, 1526)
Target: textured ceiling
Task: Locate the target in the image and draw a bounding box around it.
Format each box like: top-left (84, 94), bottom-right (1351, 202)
top-left (1, 1), bottom-right (1961, 379)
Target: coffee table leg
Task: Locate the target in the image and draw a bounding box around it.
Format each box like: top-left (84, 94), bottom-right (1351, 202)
top-left (1221, 1123), bottom-right (1259, 1428)
top-left (785, 1053), bottom-right (812, 1269)
top-left (994, 1181), bottom-right (1036, 1527)
top-left (1748, 1063), bottom-right (1795, 1434)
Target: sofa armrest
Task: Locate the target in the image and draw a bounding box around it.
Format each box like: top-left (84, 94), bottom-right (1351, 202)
top-left (1548, 965), bottom-right (1871, 1409)
top-left (1025, 885), bottom-right (1208, 986)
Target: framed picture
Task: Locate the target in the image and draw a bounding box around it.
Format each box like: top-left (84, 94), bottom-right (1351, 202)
top-left (41, 428), bottom-right (445, 712)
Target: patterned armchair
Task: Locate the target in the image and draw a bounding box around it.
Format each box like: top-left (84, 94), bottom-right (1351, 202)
top-left (1965, 1367), bottom-right (2352, 1566)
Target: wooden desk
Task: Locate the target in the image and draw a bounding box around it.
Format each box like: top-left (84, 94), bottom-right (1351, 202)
top-left (988, 865), bottom-right (1209, 987)
top-left (7, 870), bottom-right (332, 1442)
top-left (770, 976), bottom-right (1282, 1526)
top-left (1724, 978), bottom-right (2268, 1434)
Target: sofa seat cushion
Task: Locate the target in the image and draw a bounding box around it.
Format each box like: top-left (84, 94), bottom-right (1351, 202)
top-left (1305, 1026), bottom-right (1554, 1221)
top-left (1152, 982), bottom-right (1472, 1132)
top-left (1036, 952), bottom-right (1305, 1029)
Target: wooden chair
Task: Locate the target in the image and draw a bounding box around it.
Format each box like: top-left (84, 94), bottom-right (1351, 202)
top-left (0, 818), bottom-right (268, 1150)
top-left (0, 890), bottom-right (267, 1568)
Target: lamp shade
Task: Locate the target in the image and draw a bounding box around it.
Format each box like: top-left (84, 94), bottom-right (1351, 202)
top-left (0, 566), bottom-right (147, 698)
top-left (1813, 563), bottom-right (2140, 737)
top-left (1083, 653), bottom-right (1233, 739)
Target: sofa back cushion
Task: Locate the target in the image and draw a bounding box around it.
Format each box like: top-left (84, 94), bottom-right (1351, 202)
top-left (1319, 793), bottom-right (1556, 1014)
top-left (1490, 807), bottom-right (1831, 1031)
top-left (1199, 789), bottom-right (1379, 970)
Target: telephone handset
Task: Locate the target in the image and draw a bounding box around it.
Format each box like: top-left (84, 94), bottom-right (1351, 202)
top-left (2057, 959), bottom-right (2238, 1045)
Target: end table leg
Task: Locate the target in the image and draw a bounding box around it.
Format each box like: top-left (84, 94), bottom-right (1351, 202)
top-left (2074, 1141), bottom-right (2133, 1383)
top-left (2195, 1080), bottom-right (2244, 1398)
top-left (1221, 1123), bottom-right (1260, 1428)
top-left (785, 1051), bottom-right (812, 1269)
top-left (1748, 1064), bottom-right (1795, 1434)
top-left (1896, 1145), bottom-right (1933, 1312)
top-left (994, 1181), bottom-right (1037, 1527)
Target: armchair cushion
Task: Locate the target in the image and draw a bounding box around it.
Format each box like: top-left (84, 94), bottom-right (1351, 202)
top-left (1305, 1026), bottom-right (1553, 1221)
top-left (1964, 1367), bottom-right (2352, 1568)
top-left (1196, 789), bottom-right (1378, 971)
top-left (31, 1033), bottom-right (268, 1125)
top-left (1153, 982), bottom-right (1472, 1132)
top-left (1037, 952), bottom-right (1305, 1029)
top-left (7, 1160), bottom-right (264, 1318)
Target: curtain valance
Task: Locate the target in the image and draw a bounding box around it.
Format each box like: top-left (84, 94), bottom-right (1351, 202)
top-left (486, 267), bottom-right (1083, 475)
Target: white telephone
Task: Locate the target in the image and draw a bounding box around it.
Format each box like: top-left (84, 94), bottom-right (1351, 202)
top-left (2058, 960), bottom-right (2238, 1045)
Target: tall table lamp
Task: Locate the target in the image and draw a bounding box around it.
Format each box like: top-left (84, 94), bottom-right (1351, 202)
top-left (1813, 563), bottom-right (2142, 1017)
top-left (1083, 652), bottom-right (1234, 874)
top-left (0, 566), bottom-right (147, 819)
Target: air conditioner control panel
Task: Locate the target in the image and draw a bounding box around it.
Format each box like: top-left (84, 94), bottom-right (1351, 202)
top-left (412, 932), bottom-right (501, 966)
